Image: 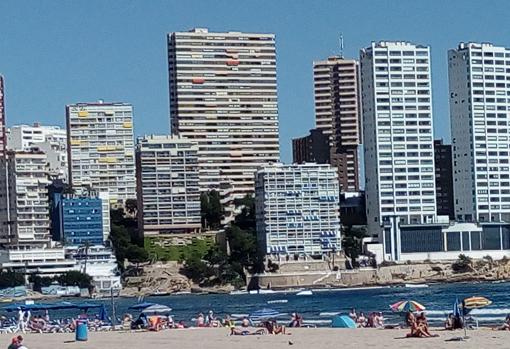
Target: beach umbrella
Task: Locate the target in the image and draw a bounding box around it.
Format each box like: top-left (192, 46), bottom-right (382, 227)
top-left (390, 300), bottom-right (426, 313)
top-left (462, 296), bottom-right (492, 310)
top-left (453, 298), bottom-right (462, 318)
top-left (331, 315), bottom-right (356, 328)
top-left (98, 304), bottom-right (108, 322)
top-left (129, 302), bottom-right (156, 310)
top-left (249, 308), bottom-right (281, 320)
top-left (141, 304), bottom-right (172, 315)
top-left (460, 296), bottom-right (491, 339)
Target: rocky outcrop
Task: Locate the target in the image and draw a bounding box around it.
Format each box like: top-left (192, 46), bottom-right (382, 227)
top-left (121, 261), bottom-right (192, 297)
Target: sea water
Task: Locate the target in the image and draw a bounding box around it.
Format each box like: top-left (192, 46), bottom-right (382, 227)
top-left (5, 281), bottom-right (510, 327)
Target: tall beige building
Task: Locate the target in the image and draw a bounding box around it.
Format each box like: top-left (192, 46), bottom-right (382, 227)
top-left (168, 28), bottom-right (280, 198)
top-left (313, 56), bottom-right (361, 192)
top-left (136, 135), bottom-right (201, 236)
top-left (66, 101), bottom-right (136, 206)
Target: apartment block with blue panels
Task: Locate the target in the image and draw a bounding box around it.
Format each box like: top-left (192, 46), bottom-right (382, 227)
top-left (50, 193), bottom-right (104, 246)
top-left (255, 163), bottom-right (341, 257)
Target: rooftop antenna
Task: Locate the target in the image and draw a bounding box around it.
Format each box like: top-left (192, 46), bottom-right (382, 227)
top-left (339, 34), bottom-right (344, 58)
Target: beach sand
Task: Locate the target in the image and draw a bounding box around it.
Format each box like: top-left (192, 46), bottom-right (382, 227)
top-left (2, 328), bottom-right (510, 349)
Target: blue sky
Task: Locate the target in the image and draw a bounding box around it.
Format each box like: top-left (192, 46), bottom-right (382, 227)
top-left (0, 0), bottom-right (508, 162)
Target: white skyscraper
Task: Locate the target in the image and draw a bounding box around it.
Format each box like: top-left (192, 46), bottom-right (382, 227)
top-left (168, 28), bottom-right (280, 198)
top-left (360, 41), bottom-right (437, 237)
top-left (8, 123), bottom-right (68, 182)
top-left (449, 42), bottom-right (510, 223)
top-left (66, 101), bottom-right (136, 207)
top-left (255, 163), bottom-right (341, 256)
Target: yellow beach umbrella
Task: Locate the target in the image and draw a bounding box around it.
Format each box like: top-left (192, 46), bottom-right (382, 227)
top-left (463, 296), bottom-right (492, 309)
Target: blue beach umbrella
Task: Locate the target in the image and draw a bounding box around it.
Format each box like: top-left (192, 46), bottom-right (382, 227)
top-left (98, 304), bottom-right (108, 321)
top-left (331, 315), bottom-right (356, 328)
top-left (249, 308), bottom-right (281, 321)
top-left (453, 298), bottom-right (462, 318)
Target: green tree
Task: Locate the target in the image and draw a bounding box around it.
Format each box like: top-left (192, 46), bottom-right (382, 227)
top-left (342, 226), bottom-right (367, 267)
top-left (126, 244), bottom-right (149, 264)
top-left (233, 194), bottom-right (255, 230)
top-left (200, 190), bottom-right (224, 229)
top-left (56, 271), bottom-right (93, 289)
top-left (125, 199), bottom-right (138, 216)
top-left (29, 274), bottom-right (53, 292)
top-left (0, 271), bottom-right (25, 288)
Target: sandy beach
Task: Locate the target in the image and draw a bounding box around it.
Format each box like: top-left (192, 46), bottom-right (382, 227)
top-left (2, 328), bottom-right (510, 349)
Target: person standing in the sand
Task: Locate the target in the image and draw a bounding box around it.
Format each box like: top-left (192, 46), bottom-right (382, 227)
top-left (349, 308), bottom-right (357, 322)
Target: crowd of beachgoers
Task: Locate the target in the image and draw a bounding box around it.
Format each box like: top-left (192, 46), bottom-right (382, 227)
top-left (2, 305), bottom-right (510, 340)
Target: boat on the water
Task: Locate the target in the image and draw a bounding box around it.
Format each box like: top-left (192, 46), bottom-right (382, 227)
top-left (267, 299), bottom-right (288, 304)
top-left (405, 283), bottom-right (429, 288)
top-left (249, 289), bottom-right (275, 295)
top-left (296, 290), bottom-right (313, 296)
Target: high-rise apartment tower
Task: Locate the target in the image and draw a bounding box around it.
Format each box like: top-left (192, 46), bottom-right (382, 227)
top-left (449, 42), bottom-right (510, 223)
top-left (66, 101), bottom-right (136, 206)
top-left (168, 28), bottom-right (280, 198)
top-left (313, 56), bottom-right (361, 192)
top-left (360, 41), bottom-right (437, 237)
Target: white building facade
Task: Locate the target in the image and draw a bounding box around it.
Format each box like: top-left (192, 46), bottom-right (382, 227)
top-left (449, 42), bottom-right (510, 223)
top-left (66, 101), bottom-right (136, 207)
top-left (168, 28), bottom-right (280, 198)
top-left (7, 123), bottom-right (68, 182)
top-left (360, 41), bottom-right (437, 238)
top-left (136, 135), bottom-right (201, 235)
top-left (255, 163), bottom-right (341, 256)
top-left (0, 150), bottom-right (74, 274)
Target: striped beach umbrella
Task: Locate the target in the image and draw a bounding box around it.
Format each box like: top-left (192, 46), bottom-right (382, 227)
top-left (390, 300), bottom-right (426, 313)
top-left (249, 308), bottom-right (281, 320)
top-left (463, 296), bottom-right (492, 309)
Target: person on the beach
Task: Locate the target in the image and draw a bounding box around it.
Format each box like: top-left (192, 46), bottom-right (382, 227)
top-left (230, 327), bottom-right (266, 336)
top-left (445, 313), bottom-right (454, 330)
top-left (223, 315), bottom-right (235, 330)
top-left (357, 312), bottom-right (367, 327)
top-left (15, 336), bottom-right (27, 349)
top-left (196, 313), bottom-right (205, 327)
top-left (8, 335), bottom-right (28, 349)
top-left (407, 312), bottom-right (437, 338)
top-left (416, 313), bottom-right (434, 337)
top-left (289, 312), bottom-right (303, 327)
top-left (263, 319), bottom-right (286, 335)
top-left (349, 308), bottom-right (357, 322)
top-left (496, 314), bottom-right (510, 330)
top-left (206, 310), bottom-right (220, 327)
top-left (241, 317), bottom-right (251, 328)
top-left (7, 337), bottom-right (19, 349)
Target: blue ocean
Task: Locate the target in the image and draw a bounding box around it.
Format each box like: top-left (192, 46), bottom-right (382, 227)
top-left (6, 282), bottom-right (510, 327)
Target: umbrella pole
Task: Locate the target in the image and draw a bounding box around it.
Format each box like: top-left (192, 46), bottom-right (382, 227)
top-left (111, 287), bottom-right (116, 330)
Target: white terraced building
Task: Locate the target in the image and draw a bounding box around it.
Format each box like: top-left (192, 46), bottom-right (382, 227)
top-left (0, 149), bottom-right (75, 275)
top-left (255, 163), bottom-right (341, 256)
top-left (66, 101), bottom-right (136, 207)
top-left (7, 123), bottom-right (68, 182)
top-left (136, 135), bottom-right (201, 235)
top-left (167, 28), bottom-right (280, 198)
top-left (361, 41), bottom-right (437, 238)
top-left (2, 150), bottom-right (52, 245)
top-left (449, 42), bottom-right (510, 223)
